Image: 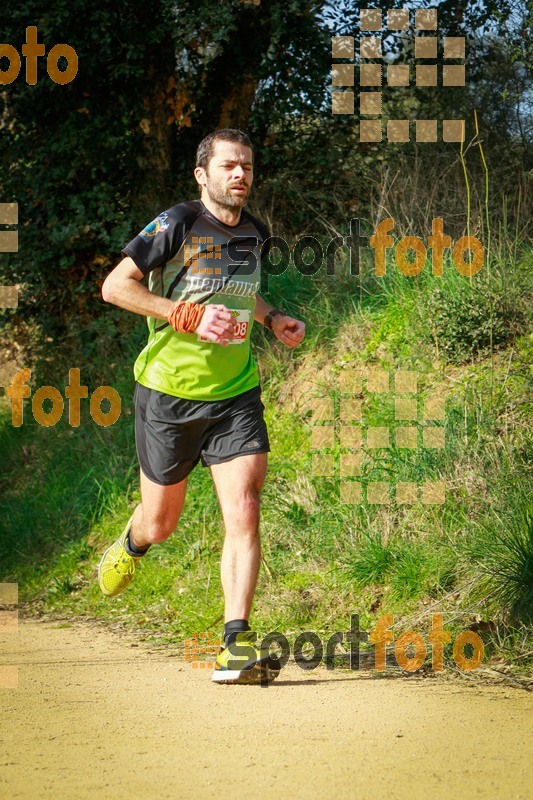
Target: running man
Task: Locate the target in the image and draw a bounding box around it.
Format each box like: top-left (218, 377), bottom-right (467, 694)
top-left (97, 128), bottom-right (305, 684)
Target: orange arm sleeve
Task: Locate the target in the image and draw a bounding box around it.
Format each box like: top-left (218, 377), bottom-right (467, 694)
top-left (167, 301), bottom-right (206, 333)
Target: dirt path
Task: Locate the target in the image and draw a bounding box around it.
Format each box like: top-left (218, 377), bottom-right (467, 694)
top-left (0, 621), bottom-right (531, 800)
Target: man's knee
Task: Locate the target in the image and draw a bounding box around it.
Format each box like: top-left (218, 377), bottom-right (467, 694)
top-left (232, 491), bottom-right (261, 524)
top-left (139, 515), bottom-right (177, 544)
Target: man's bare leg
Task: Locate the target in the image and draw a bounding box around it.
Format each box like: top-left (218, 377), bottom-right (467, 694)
top-left (129, 469), bottom-right (189, 547)
top-left (98, 469), bottom-right (188, 596)
top-left (209, 453), bottom-right (267, 622)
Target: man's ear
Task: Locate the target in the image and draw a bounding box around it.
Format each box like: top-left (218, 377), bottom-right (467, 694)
top-left (194, 166), bottom-right (207, 189)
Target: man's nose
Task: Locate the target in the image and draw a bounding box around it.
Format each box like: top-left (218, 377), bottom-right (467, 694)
top-left (232, 165), bottom-right (246, 181)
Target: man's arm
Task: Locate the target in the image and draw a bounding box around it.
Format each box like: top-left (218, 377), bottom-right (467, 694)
top-left (102, 256), bottom-right (173, 321)
top-left (254, 293), bottom-right (305, 348)
top-left (254, 293), bottom-right (276, 325)
top-left (102, 256), bottom-right (237, 345)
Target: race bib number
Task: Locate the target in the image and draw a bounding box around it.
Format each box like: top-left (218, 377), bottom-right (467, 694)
top-left (227, 308), bottom-right (251, 344)
top-left (197, 308), bottom-right (251, 345)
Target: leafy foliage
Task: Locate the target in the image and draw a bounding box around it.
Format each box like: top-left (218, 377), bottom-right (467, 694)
top-left (468, 488), bottom-right (533, 623)
top-left (0, 0), bottom-right (531, 335)
top-left (427, 277), bottom-right (527, 362)
top-left (0, 0), bottom-right (179, 331)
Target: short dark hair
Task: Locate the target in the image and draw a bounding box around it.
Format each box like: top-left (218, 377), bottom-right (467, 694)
top-left (195, 129), bottom-right (253, 170)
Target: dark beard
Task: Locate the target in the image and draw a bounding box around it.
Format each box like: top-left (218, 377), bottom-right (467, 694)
top-left (205, 178), bottom-right (249, 212)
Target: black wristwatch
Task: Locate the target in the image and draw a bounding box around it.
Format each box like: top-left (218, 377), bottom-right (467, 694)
top-left (263, 308), bottom-right (286, 330)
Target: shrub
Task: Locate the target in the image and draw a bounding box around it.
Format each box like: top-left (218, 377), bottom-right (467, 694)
top-left (427, 276), bottom-right (527, 362)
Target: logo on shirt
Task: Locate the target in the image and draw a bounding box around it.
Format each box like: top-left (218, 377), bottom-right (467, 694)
top-left (140, 212), bottom-right (170, 239)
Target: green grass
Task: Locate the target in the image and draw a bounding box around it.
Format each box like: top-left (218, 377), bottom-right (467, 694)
top-left (0, 237), bottom-right (531, 671)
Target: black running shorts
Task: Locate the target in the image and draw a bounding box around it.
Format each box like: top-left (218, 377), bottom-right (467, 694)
top-left (133, 382), bottom-right (270, 485)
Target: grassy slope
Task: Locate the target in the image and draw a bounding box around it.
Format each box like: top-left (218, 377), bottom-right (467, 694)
top-left (0, 245), bottom-right (531, 668)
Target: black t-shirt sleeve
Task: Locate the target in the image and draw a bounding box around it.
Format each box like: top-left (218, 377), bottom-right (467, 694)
top-left (121, 204), bottom-right (201, 275)
top-left (246, 214), bottom-right (272, 260)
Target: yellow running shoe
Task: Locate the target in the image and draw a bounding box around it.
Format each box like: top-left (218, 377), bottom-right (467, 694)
top-left (98, 516), bottom-right (143, 597)
top-left (211, 631), bottom-right (281, 685)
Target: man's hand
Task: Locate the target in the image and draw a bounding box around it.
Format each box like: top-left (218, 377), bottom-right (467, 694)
top-left (271, 314), bottom-right (305, 348)
top-left (194, 304), bottom-right (237, 346)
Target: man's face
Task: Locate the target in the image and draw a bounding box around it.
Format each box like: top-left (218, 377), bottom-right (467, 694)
top-left (197, 139), bottom-right (253, 211)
